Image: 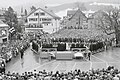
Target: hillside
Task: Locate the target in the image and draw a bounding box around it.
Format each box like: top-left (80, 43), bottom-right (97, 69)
top-left (49, 2), bottom-right (118, 13)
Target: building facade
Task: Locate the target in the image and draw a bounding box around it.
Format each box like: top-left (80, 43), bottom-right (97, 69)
top-left (64, 9), bottom-right (88, 29)
top-left (26, 8), bottom-right (61, 34)
top-left (60, 9), bottom-right (97, 29)
top-left (0, 20), bottom-right (9, 43)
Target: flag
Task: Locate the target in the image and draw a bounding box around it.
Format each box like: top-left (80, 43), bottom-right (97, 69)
top-left (9, 27), bottom-right (15, 33)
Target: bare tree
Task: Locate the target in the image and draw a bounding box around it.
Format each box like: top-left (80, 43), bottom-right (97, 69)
top-left (93, 7), bottom-right (120, 44)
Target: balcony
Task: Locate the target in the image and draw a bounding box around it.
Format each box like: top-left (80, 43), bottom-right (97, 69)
top-left (26, 24), bottom-right (43, 28)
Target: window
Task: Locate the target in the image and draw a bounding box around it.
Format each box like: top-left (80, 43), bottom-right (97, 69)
top-left (39, 18), bottom-right (41, 21)
top-left (29, 18), bottom-right (38, 21)
top-left (33, 24), bottom-right (36, 27)
top-left (34, 13), bottom-right (39, 16)
top-left (47, 18), bottom-right (51, 21)
top-left (42, 18), bottom-right (47, 21)
top-left (29, 24), bottom-right (32, 27)
top-left (44, 24), bottom-right (48, 26)
top-left (2, 38), bottom-right (7, 42)
top-left (41, 12), bottom-right (45, 16)
top-left (42, 18), bottom-right (52, 21)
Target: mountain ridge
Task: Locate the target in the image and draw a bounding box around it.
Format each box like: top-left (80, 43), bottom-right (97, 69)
top-left (9, 1), bottom-right (120, 16)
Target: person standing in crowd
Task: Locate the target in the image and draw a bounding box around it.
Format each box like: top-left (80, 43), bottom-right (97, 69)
top-left (104, 41), bottom-right (107, 51)
top-left (20, 49), bottom-right (24, 59)
top-left (88, 51), bottom-right (91, 61)
top-left (20, 46), bottom-right (24, 68)
top-left (20, 45), bottom-right (25, 58)
top-left (84, 52), bottom-right (87, 60)
top-left (0, 60), bottom-right (6, 73)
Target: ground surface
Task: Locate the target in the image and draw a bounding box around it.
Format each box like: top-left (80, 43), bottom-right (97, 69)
top-left (6, 46), bottom-right (120, 74)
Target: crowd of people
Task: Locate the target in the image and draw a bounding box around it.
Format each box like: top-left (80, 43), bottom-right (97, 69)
top-left (0, 30), bottom-right (116, 79)
top-left (0, 66), bottom-right (119, 80)
top-left (6, 39), bottom-right (30, 61)
top-left (33, 38), bottom-right (107, 53)
top-left (0, 34), bottom-right (30, 73)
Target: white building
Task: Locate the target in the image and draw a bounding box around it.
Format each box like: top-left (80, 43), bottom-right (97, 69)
top-left (0, 20), bottom-right (9, 43)
top-left (26, 7), bottom-right (61, 34)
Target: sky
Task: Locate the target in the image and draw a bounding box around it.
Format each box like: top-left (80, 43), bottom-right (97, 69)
top-left (0, 0), bottom-right (72, 7)
top-left (0, 0), bottom-right (120, 8)
top-left (0, 0), bottom-right (119, 16)
top-left (0, 0), bottom-right (89, 13)
top-left (0, 0), bottom-right (97, 8)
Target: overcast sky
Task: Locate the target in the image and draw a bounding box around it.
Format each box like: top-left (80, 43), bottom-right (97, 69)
top-left (0, 0), bottom-right (120, 8)
top-left (0, 0), bottom-right (97, 8)
top-left (0, 0), bottom-right (71, 7)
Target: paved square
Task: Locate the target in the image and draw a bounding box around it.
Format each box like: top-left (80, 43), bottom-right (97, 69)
top-left (6, 47), bottom-right (120, 74)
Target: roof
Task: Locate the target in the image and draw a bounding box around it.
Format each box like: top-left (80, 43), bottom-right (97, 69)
top-left (67, 10), bottom-right (76, 16)
top-left (27, 7), bottom-right (61, 19)
top-left (0, 20), bottom-right (9, 27)
top-left (69, 9), bottom-right (87, 20)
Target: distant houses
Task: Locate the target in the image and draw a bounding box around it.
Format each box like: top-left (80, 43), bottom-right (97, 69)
top-left (0, 7), bottom-right (110, 35)
top-left (66, 9), bottom-right (88, 29)
top-left (25, 7), bottom-right (61, 34)
top-left (61, 9), bottom-right (96, 29)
